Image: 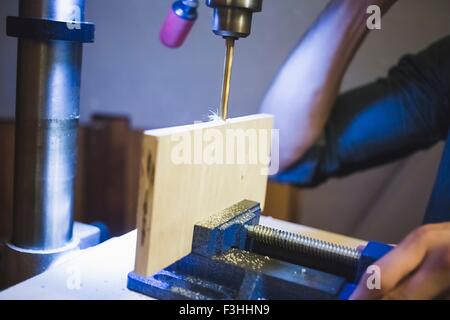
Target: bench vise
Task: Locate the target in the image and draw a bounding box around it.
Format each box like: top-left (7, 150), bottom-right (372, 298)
top-left (127, 200), bottom-right (392, 300)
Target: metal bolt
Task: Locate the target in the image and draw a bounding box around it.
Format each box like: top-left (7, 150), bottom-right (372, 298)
top-left (245, 225), bottom-right (361, 271)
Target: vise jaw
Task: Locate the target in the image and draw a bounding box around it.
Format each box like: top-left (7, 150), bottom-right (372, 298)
top-left (191, 199), bottom-right (260, 257)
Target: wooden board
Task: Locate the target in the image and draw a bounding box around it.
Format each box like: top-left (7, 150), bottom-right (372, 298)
top-left (84, 116), bottom-right (141, 235)
top-left (0, 120), bottom-right (15, 242)
top-left (134, 114), bottom-right (273, 276)
top-left (264, 181), bottom-right (298, 222)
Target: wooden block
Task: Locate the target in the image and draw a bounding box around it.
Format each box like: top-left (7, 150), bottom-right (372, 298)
top-left (85, 115), bottom-right (133, 235)
top-left (264, 181), bottom-right (298, 222)
top-left (125, 130), bottom-right (143, 231)
top-left (0, 120), bottom-right (15, 242)
top-left (134, 114), bottom-right (273, 276)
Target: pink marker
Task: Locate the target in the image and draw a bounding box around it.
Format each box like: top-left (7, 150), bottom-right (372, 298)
top-left (160, 0), bottom-right (198, 49)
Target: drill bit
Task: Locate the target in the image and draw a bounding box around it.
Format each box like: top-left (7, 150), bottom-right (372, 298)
top-left (220, 37), bottom-right (235, 120)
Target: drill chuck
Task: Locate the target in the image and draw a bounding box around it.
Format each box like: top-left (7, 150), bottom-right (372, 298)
top-left (206, 0), bottom-right (263, 39)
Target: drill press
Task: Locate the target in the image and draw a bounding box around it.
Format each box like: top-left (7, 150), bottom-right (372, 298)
top-left (206, 0), bottom-right (263, 120)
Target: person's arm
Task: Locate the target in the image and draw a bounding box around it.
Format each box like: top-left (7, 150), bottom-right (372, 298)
top-left (261, 0), bottom-right (397, 171)
top-left (272, 35), bottom-right (450, 187)
top-left (282, 35), bottom-right (450, 299)
top-left (267, 23), bottom-right (450, 300)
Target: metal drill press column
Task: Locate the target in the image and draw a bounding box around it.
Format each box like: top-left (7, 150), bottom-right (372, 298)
top-left (12, 0), bottom-right (85, 250)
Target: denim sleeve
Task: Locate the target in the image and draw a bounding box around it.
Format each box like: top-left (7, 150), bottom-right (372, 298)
top-left (273, 35), bottom-right (450, 187)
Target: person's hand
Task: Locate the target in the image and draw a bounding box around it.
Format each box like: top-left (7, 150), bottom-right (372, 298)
top-left (351, 223), bottom-right (450, 300)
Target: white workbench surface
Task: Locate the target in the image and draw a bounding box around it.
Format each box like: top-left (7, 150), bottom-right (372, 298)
top-left (0, 217), bottom-right (364, 300)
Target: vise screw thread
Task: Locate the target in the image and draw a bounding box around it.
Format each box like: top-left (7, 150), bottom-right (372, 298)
top-left (245, 225), bottom-right (361, 269)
